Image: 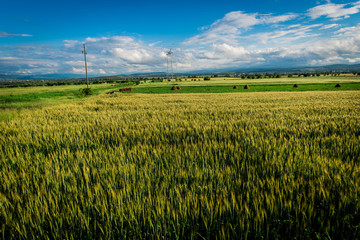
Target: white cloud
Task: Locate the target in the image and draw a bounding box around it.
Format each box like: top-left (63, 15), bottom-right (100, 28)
top-left (247, 24), bottom-right (322, 45)
top-left (335, 23), bottom-right (360, 36)
top-left (267, 35), bottom-right (360, 66)
top-left (320, 23), bottom-right (340, 29)
top-left (203, 44), bottom-right (248, 59)
top-left (0, 31), bottom-right (32, 37)
top-left (111, 48), bottom-right (154, 63)
top-left (260, 14), bottom-right (298, 24)
top-left (183, 11), bottom-right (298, 45)
top-left (59, 36), bottom-right (167, 73)
top-left (183, 11), bottom-right (259, 46)
top-left (307, 2), bottom-right (360, 20)
top-left (64, 40), bottom-right (79, 48)
top-left (16, 70), bottom-right (33, 74)
top-left (71, 67), bottom-right (84, 74)
top-left (346, 57), bottom-right (360, 63)
top-left (2, 3), bottom-right (360, 75)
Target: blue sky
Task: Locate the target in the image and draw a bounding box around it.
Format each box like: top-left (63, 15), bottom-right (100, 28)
top-left (1, 0), bottom-right (360, 75)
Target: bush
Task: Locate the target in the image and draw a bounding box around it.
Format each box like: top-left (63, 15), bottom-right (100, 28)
top-left (80, 88), bottom-right (93, 95)
top-left (204, 77), bottom-right (211, 81)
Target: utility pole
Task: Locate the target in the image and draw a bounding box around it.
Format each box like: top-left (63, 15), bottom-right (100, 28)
top-left (166, 54), bottom-right (169, 84)
top-left (166, 49), bottom-right (173, 84)
top-left (170, 54), bottom-right (174, 81)
top-left (83, 44), bottom-right (89, 89)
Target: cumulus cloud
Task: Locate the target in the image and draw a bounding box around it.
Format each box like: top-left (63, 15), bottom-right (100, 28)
top-left (1, 2), bottom-right (360, 76)
top-left (111, 48), bottom-right (154, 63)
top-left (183, 11), bottom-right (298, 45)
top-left (277, 36), bottom-right (360, 64)
top-left (335, 23), bottom-right (360, 36)
top-left (0, 52), bottom-right (60, 74)
top-left (307, 1), bottom-right (360, 20)
top-left (176, 4), bottom-right (360, 70)
top-left (63, 36), bottom-right (165, 65)
top-left (210, 44), bottom-right (248, 58)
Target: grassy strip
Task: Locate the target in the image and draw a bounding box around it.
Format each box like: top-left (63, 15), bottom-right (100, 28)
top-left (0, 84), bottom-right (123, 105)
top-left (0, 84), bottom-right (124, 121)
top-left (133, 82), bottom-right (360, 94)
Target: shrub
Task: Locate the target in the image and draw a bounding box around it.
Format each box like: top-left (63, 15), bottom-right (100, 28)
top-left (80, 88), bottom-right (93, 95)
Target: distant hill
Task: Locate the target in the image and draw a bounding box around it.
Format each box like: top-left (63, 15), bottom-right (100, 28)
top-left (0, 73), bottom-right (84, 80)
top-left (1, 64), bottom-right (360, 81)
top-left (186, 64), bottom-right (360, 75)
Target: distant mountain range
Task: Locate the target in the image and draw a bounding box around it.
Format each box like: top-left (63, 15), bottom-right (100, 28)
top-left (0, 73), bottom-right (84, 80)
top-left (186, 64), bottom-right (360, 75)
top-left (1, 64), bottom-right (360, 81)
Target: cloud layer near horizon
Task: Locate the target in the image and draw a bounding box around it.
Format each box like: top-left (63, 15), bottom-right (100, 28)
top-left (1, 1), bottom-right (360, 75)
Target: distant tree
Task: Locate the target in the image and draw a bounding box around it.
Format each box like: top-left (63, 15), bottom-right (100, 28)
top-left (288, 74), bottom-right (293, 78)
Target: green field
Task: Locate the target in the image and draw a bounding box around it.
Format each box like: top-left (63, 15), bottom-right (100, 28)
top-left (0, 84), bottom-right (122, 121)
top-left (0, 76), bottom-right (360, 239)
top-left (1, 75), bottom-right (359, 118)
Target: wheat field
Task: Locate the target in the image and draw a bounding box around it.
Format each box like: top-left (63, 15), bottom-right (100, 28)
top-left (0, 91), bottom-right (359, 239)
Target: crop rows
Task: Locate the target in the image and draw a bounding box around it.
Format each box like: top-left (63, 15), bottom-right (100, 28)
top-left (0, 91), bottom-right (359, 239)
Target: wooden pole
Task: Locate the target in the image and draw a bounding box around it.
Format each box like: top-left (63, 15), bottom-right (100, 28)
top-left (83, 44), bottom-right (89, 89)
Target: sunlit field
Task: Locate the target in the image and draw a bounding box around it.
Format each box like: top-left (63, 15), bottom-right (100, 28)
top-left (141, 75), bottom-right (360, 87)
top-left (1, 90), bottom-right (359, 239)
top-left (1, 75), bottom-right (360, 121)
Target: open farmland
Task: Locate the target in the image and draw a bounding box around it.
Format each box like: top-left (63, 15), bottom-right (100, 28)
top-left (0, 90), bottom-right (359, 239)
top-left (134, 75), bottom-right (360, 93)
top-left (1, 75), bottom-right (360, 122)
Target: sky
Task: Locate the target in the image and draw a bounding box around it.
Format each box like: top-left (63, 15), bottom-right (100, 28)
top-left (1, 0), bottom-right (360, 76)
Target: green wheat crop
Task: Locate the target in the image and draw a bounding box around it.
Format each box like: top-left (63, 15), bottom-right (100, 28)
top-left (0, 91), bottom-right (359, 239)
